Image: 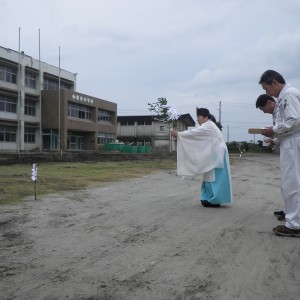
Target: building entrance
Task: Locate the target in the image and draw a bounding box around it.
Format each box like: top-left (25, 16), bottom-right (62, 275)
top-left (42, 129), bottom-right (58, 150)
top-left (67, 134), bottom-right (83, 150)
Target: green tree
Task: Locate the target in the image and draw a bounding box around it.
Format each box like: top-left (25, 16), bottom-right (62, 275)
top-left (147, 97), bottom-right (169, 122)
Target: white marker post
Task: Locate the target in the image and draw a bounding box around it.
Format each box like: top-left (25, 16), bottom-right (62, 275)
top-left (31, 163), bottom-right (38, 200)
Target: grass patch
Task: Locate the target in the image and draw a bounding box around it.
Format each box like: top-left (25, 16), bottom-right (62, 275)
top-left (0, 159), bottom-right (176, 205)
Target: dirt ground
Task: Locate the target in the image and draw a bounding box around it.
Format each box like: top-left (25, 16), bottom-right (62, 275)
top-left (0, 153), bottom-right (299, 300)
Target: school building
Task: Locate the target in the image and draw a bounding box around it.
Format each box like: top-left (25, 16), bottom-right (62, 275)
top-left (117, 114), bottom-right (195, 152)
top-left (0, 46), bottom-right (117, 152)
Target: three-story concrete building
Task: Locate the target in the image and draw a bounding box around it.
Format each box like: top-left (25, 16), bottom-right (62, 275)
top-left (0, 46), bottom-right (117, 152)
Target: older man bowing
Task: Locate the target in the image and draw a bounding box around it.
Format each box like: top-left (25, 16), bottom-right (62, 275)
top-left (259, 70), bottom-right (300, 237)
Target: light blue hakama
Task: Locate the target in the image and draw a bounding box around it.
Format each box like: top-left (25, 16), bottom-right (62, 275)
top-left (176, 120), bottom-right (233, 205)
top-left (200, 154), bottom-right (232, 205)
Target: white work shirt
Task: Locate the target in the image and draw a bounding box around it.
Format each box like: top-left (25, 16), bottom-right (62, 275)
top-left (273, 83), bottom-right (300, 137)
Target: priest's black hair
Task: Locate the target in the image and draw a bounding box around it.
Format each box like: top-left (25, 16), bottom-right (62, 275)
top-left (196, 107), bottom-right (216, 123)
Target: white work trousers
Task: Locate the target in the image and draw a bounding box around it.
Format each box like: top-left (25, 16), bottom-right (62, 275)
top-left (280, 134), bottom-right (300, 229)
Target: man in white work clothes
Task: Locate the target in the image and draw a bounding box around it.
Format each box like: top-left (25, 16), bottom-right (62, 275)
top-left (255, 94), bottom-right (285, 221)
top-left (259, 70), bottom-right (300, 237)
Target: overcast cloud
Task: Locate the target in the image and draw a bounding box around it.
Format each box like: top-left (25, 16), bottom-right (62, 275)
top-left (1, 0), bottom-right (300, 141)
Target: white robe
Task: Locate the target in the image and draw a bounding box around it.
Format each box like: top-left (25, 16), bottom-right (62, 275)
top-left (274, 84), bottom-right (300, 229)
top-left (177, 120), bottom-right (228, 182)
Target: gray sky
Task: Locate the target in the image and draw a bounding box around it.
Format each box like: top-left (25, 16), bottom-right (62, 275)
top-left (1, 0), bottom-right (300, 141)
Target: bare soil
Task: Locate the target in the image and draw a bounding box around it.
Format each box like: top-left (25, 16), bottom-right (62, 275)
top-left (0, 153), bottom-right (299, 300)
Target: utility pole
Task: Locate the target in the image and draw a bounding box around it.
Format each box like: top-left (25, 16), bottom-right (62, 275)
top-left (39, 29), bottom-right (42, 152)
top-left (219, 101), bottom-right (221, 123)
top-left (58, 46), bottom-right (61, 153)
top-left (227, 125), bottom-right (229, 143)
top-left (18, 27), bottom-right (21, 153)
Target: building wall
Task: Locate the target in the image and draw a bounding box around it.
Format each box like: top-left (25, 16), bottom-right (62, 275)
top-left (117, 118), bottom-right (192, 151)
top-left (0, 46), bottom-right (76, 152)
top-left (42, 90), bottom-right (117, 151)
top-left (1, 46), bottom-right (117, 152)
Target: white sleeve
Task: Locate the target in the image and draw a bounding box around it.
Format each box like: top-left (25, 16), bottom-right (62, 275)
top-left (273, 92), bottom-right (300, 135)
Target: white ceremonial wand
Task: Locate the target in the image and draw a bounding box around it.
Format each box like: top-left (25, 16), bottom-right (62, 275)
top-left (162, 105), bottom-right (181, 152)
top-left (167, 106), bottom-right (181, 122)
top-left (161, 105), bottom-right (181, 122)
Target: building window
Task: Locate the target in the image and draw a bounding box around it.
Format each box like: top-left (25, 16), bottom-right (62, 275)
top-left (25, 99), bottom-right (36, 116)
top-left (0, 94), bottom-right (17, 113)
top-left (67, 103), bottom-right (92, 120)
top-left (0, 125), bottom-right (17, 142)
top-left (0, 64), bottom-right (17, 84)
top-left (137, 120), bottom-right (152, 125)
top-left (25, 72), bottom-right (36, 88)
top-left (97, 132), bottom-right (115, 144)
top-left (136, 140), bottom-right (151, 146)
top-left (98, 110), bottom-right (113, 123)
top-left (43, 77), bottom-right (72, 90)
top-left (120, 120), bottom-right (134, 126)
top-left (24, 127), bottom-right (35, 143)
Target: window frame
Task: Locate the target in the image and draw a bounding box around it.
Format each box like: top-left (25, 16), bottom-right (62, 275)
top-left (98, 109), bottom-right (113, 123)
top-left (0, 64), bottom-right (17, 84)
top-left (0, 94), bottom-right (17, 113)
top-left (25, 72), bottom-right (37, 89)
top-left (97, 132), bottom-right (115, 144)
top-left (67, 102), bottom-right (92, 120)
top-left (24, 127), bottom-right (36, 143)
top-left (24, 99), bottom-right (36, 116)
top-left (0, 125), bottom-right (17, 142)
